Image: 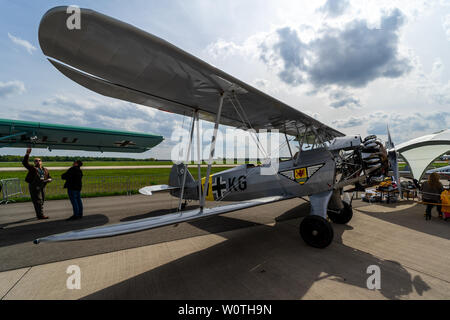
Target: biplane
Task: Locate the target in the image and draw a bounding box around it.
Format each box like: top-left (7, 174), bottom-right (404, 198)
top-left (34, 6), bottom-right (392, 248)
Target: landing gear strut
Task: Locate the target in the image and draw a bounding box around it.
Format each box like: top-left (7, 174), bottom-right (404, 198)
top-left (327, 201), bottom-right (353, 224)
top-left (299, 215), bottom-right (334, 248)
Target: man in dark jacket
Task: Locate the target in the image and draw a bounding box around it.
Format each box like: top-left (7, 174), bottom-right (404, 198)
top-left (22, 148), bottom-right (52, 219)
top-left (62, 160), bottom-right (83, 221)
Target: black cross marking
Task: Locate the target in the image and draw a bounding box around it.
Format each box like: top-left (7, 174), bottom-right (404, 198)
top-left (114, 140), bottom-right (136, 147)
top-left (212, 176), bottom-right (227, 199)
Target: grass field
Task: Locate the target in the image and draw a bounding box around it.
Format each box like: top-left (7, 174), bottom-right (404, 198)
top-left (0, 160), bottom-right (246, 167)
top-left (0, 161), bottom-right (175, 167)
top-left (0, 166), bottom-right (229, 202)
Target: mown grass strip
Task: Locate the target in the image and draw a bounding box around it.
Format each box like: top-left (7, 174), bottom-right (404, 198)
top-left (1, 167), bottom-right (229, 203)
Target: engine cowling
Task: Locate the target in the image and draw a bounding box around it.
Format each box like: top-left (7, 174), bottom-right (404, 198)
top-left (331, 134), bottom-right (390, 189)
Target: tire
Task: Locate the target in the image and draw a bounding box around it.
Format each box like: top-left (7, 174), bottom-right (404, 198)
top-left (299, 215), bottom-right (334, 249)
top-left (327, 201), bottom-right (353, 224)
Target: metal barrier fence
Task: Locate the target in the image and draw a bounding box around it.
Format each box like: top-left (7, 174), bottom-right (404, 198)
top-left (0, 178), bottom-right (23, 204)
top-left (0, 174), bottom-right (168, 202)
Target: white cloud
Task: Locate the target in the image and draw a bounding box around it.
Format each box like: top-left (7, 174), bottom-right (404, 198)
top-left (328, 90), bottom-right (362, 109)
top-left (431, 58), bottom-right (444, 78)
top-left (206, 39), bottom-right (244, 59)
top-left (331, 116), bottom-right (365, 128)
top-left (7, 33), bottom-right (36, 54)
top-left (397, 55), bottom-right (450, 106)
top-left (443, 14), bottom-right (450, 41)
top-left (332, 110), bottom-right (450, 144)
top-left (259, 9), bottom-right (411, 89)
top-left (318, 0), bottom-right (350, 18)
top-left (0, 80), bottom-right (25, 97)
top-left (38, 95), bottom-right (165, 131)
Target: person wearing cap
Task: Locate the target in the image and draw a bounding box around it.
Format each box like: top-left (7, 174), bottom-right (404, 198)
top-left (22, 148), bottom-right (52, 219)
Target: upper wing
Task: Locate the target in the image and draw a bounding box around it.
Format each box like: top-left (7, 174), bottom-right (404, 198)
top-left (0, 118), bottom-right (163, 153)
top-left (38, 6), bottom-right (344, 142)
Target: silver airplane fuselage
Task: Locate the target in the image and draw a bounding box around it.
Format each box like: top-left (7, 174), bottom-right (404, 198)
top-left (171, 148), bottom-right (336, 202)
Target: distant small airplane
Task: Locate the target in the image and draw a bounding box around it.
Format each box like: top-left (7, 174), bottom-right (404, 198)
top-left (398, 164), bottom-right (450, 180)
top-left (425, 165), bottom-right (450, 177)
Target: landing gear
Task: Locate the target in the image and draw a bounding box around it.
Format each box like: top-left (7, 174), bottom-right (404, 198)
top-left (327, 201), bottom-right (353, 224)
top-left (299, 215), bottom-right (334, 249)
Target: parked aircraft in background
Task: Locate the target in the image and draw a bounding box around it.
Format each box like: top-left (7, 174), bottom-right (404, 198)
top-left (425, 165), bottom-right (450, 178)
top-left (0, 118), bottom-right (163, 153)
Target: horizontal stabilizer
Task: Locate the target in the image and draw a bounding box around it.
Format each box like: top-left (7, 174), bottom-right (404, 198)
top-left (34, 195), bottom-right (291, 243)
top-left (139, 185), bottom-right (179, 196)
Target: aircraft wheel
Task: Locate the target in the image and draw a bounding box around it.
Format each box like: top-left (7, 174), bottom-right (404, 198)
top-left (299, 215), bottom-right (334, 249)
top-left (327, 201), bottom-right (353, 224)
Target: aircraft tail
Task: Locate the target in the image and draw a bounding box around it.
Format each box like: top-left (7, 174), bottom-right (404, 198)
top-left (139, 164), bottom-right (198, 199)
top-left (168, 163), bottom-right (198, 199)
top-left (169, 163), bottom-right (195, 187)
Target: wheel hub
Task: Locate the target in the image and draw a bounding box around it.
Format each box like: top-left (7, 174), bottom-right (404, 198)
top-left (300, 215), bottom-right (334, 249)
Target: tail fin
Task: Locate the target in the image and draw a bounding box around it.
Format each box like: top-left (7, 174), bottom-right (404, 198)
top-left (139, 164), bottom-right (197, 198)
top-left (169, 163), bottom-right (195, 187)
top-left (169, 164), bottom-right (198, 199)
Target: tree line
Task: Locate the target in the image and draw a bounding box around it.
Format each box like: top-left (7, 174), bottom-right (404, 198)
top-left (0, 155), bottom-right (159, 162)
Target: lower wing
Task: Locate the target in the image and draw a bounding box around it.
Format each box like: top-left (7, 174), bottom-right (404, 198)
top-left (34, 195), bottom-right (292, 243)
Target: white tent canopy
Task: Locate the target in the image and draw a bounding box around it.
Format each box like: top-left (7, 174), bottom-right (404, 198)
top-left (395, 129), bottom-right (450, 180)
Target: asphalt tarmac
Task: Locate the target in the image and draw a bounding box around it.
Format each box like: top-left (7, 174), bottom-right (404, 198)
top-left (0, 193), bottom-right (449, 299)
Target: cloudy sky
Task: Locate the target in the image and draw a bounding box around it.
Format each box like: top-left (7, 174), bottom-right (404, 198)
top-left (0, 0), bottom-right (449, 159)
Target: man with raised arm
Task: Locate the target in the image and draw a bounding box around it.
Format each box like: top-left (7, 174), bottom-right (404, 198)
top-left (22, 147), bottom-right (52, 219)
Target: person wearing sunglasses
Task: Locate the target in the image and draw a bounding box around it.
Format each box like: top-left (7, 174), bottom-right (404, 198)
top-left (22, 147), bottom-right (52, 219)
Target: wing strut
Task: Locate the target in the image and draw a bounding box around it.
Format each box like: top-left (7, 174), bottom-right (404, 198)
top-left (178, 110), bottom-right (196, 211)
top-left (295, 126), bottom-right (309, 166)
top-left (196, 111), bottom-right (202, 206)
top-left (200, 93), bottom-right (225, 210)
top-left (228, 93), bottom-right (268, 159)
top-left (285, 132), bottom-right (293, 158)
